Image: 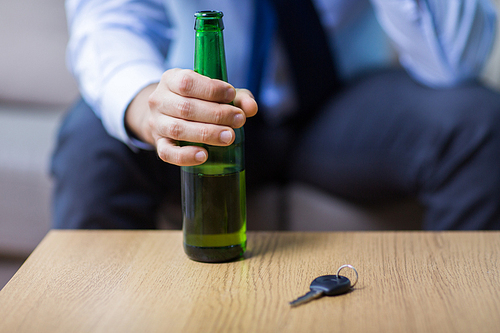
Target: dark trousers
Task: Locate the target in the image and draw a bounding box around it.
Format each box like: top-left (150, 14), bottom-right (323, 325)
top-left (51, 69), bottom-right (500, 230)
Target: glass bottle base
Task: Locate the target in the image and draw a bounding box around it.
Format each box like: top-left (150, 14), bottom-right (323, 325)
top-left (184, 242), bottom-right (246, 263)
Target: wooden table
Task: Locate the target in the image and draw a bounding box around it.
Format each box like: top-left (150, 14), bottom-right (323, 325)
top-left (0, 231), bottom-right (499, 333)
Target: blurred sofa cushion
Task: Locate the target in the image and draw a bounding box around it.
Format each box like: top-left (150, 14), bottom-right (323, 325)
top-left (0, 1), bottom-right (78, 105)
top-left (0, 105), bottom-right (65, 256)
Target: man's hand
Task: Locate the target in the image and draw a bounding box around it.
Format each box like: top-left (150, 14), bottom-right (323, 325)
top-left (125, 68), bottom-right (258, 166)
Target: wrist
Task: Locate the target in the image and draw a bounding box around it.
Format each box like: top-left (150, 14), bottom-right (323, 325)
top-left (125, 83), bottom-right (158, 146)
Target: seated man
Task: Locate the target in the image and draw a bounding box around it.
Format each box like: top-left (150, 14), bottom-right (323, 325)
top-left (51, 0), bottom-right (500, 230)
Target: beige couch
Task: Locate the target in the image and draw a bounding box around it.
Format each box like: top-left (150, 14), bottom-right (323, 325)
top-left (0, 1), bottom-right (76, 287)
top-left (0, 1), bottom-right (78, 259)
top-left (25, 0), bottom-right (500, 264)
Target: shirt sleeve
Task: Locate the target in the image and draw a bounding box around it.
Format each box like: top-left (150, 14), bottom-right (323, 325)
top-left (66, 0), bottom-right (171, 149)
top-left (369, 0), bottom-right (497, 87)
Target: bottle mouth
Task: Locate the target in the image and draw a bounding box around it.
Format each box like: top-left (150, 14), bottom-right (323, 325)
top-left (195, 11), bottom-right (223, 19)
top-left (194, 11), bottom-right (224, 30)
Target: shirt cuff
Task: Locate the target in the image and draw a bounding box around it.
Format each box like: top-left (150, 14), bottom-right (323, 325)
top-left (99, 62), bottom-right (164, 151)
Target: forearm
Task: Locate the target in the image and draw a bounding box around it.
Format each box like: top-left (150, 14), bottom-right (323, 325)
top-left (370, 0), bottom-right (497, 87)
top-left (66, 0), bottom-right (169, 146)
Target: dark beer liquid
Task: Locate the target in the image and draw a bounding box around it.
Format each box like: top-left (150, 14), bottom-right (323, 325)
top-left (181, 163), bottom-right (247, 262)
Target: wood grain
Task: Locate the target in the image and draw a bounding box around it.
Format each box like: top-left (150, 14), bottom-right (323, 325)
top-left (0, 231), bottom-right (499, 333)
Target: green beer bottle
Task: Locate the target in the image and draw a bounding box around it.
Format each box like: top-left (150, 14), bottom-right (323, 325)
top-left (181, 11), bottom-right (247, 262)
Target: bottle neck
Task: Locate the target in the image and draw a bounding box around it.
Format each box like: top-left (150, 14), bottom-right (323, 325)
top-left (194, 11), bottom-right (227, 82)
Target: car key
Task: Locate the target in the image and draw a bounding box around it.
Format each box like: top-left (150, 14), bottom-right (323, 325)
top-left (289, 275), bottom-right (351, 307)
top-left (289, 265), bottom-right (358, 307)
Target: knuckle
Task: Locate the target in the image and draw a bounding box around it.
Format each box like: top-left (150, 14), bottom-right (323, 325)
top-left (148, 93), bottom-right (160, 110)
top-left (212, 108), bottom-right (224, 124)
top-left (178, 71), bottom-right (194, 95)
top-left (206, 81), bottom-right (219, 99)
top-left (161, 71), bottom-right (169, 82)
top-left (166, 121), bottom-right (182, 139)
top-left (199, 126), bottom-right (210, 142)
top-left (163, 68), bottom-right (178, 79)
top-left (160, 69), bottom-right (175, 87)
top-left (175, 99), bottom-right (193, 118)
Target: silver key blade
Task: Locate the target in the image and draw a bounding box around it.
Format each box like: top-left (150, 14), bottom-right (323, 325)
top-left (289, 290), bottom-right (323, 307)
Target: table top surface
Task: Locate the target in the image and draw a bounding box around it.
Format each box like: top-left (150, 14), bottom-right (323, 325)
top-left (0, 230), bottom-right (499, 333)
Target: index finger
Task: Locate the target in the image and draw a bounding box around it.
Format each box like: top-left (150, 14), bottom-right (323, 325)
top-left (164, 69), bottom-right (236, 103)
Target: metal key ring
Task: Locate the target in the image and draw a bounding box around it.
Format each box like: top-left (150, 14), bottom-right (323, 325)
top-left (336, 264), bottom-right (358, 288)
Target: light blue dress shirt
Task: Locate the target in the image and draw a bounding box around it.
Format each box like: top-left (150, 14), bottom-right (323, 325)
top-left (65, 0), bottom-right (497, 147)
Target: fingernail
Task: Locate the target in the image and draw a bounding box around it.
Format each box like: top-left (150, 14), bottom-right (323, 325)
top-left (195, 151), bottom-right (206, 162)
top-left (220, 130), bottom-right (232, 144)
top-left (232, 114), bottom-right (244, 128)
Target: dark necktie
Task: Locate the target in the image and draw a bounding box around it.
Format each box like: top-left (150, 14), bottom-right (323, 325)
top-left (247, 0), bottom-right (341, 126)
